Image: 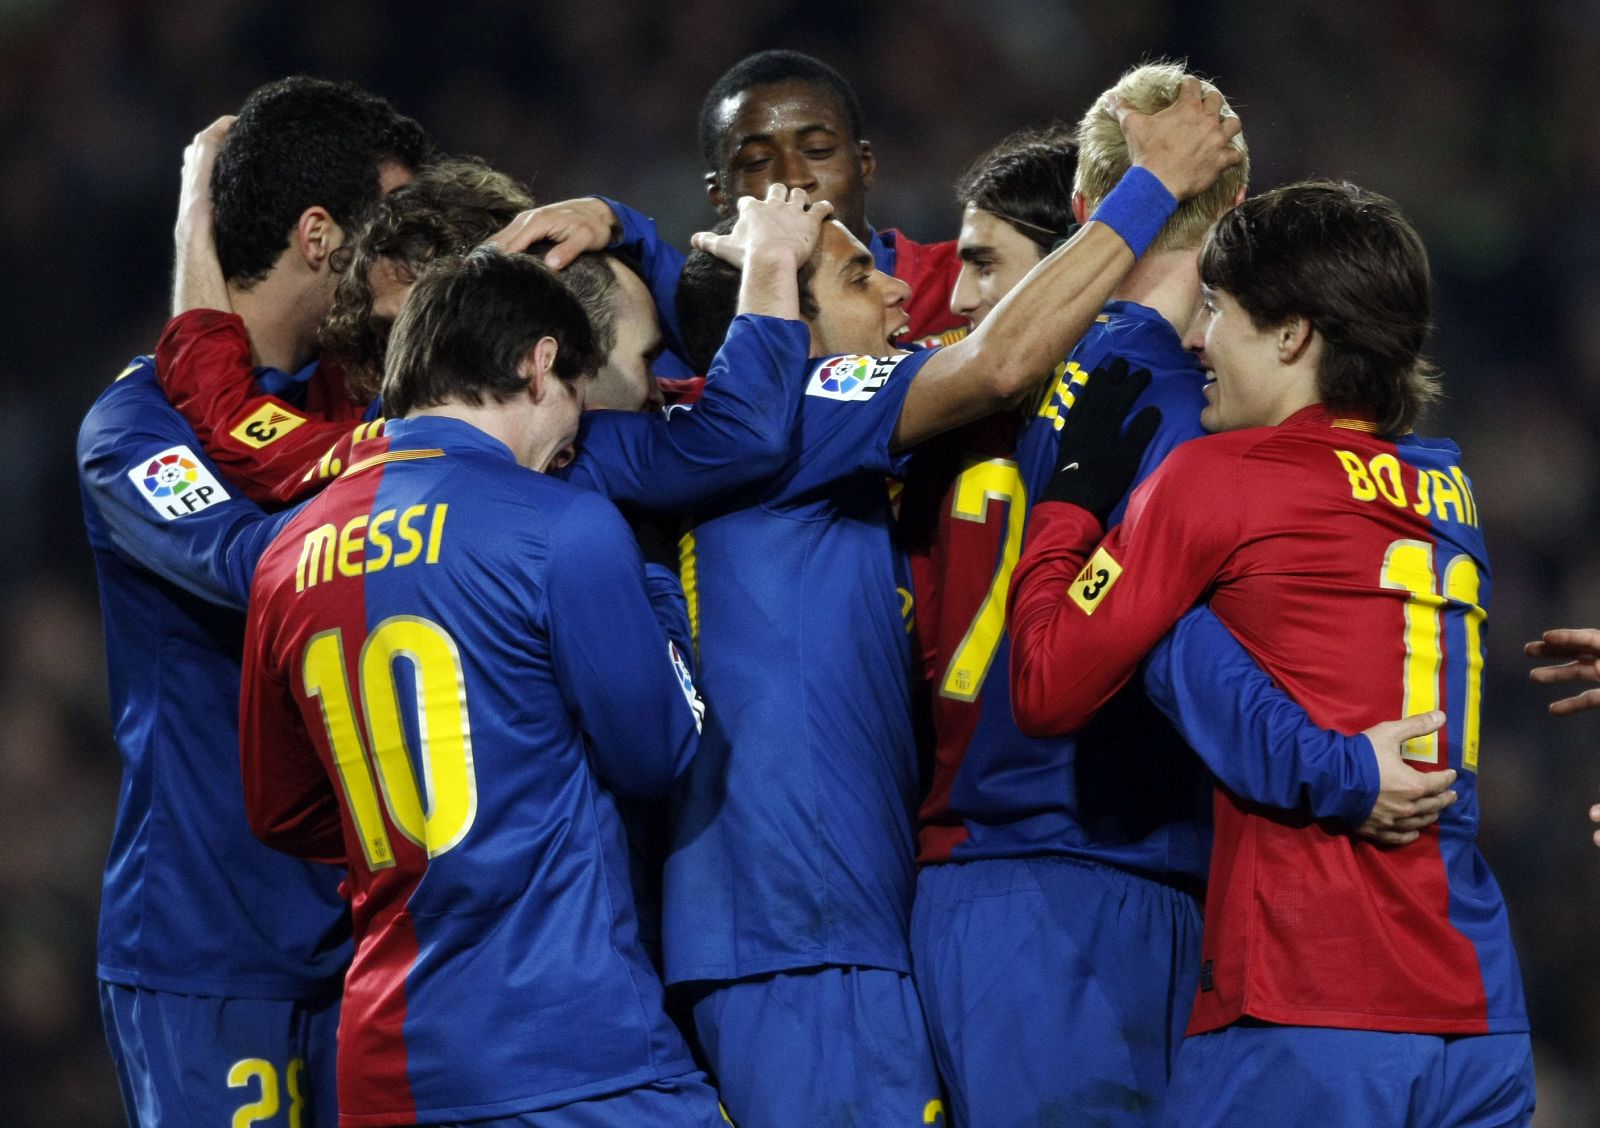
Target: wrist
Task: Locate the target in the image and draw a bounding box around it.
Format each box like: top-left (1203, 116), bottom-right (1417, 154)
top-left (1089, 166), bottom-right (1178, 258)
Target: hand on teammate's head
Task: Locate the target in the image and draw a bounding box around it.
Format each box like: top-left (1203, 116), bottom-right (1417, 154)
top-left (1115, 76), bottom-right (1243, 202)
top-left (690, 184), bottom-right (833, 272)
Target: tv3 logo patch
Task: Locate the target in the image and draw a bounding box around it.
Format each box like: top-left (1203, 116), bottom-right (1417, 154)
top-left (1068, 546), bottom-right (1122, 615)
top-left (805, 353), bottom-right (907, 401)
top-left (127, 446), bottom-right (231, 521)
top-left (229, 402), bottom-right (307, 449)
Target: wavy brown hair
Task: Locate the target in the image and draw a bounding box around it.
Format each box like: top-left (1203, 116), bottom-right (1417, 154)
top-left (321, 156), bottom-right (534, 398)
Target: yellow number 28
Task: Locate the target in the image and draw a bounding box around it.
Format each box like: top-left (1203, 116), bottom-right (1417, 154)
top-left (302, 616), bottom-right (479, 868)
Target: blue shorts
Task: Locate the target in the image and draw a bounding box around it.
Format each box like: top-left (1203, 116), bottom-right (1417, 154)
top-left (99, 981), bottom-right (340, 1127)
top-left (423, 1072), bottom-right (727, 1127)
top-left (1158, 1023), bottom-right (1535, 1128)
top-left (911, 856), bottom-right (1202, 1128)
top-left (688, 965), bottom-right (943, 1128)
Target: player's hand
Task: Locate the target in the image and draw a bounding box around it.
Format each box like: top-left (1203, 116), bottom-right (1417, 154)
top-left (487, 198), bottom-right (621, 269)
top-left (1355, 710), bottom-right (1457, 846)
top-left (1037, 357), bottom-right (1160, 526)
top-left (1525, 628), bottom-right (1600, 715)
top-left (1115, 76), bottom-right (1242, 202)
top-left (176, 115), bottom-right (234, 240)
top-left (690, 184), bottom-right (832, 272)
top-left (1590, 792), bottom-right (1600, 848)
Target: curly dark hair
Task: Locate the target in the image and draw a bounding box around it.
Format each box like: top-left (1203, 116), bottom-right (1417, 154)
top-left (320, 156), bottom-right (534, 398)
top-left (211, 76), bottom-right (431, 287)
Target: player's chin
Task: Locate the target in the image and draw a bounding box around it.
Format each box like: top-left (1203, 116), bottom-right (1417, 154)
top-left (1199, 400), bottom-right (1225, 434)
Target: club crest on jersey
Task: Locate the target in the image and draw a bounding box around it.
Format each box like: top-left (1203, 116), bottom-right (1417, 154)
top-left (669, 640), bottom-right (705, 732)
top-left (128, 446), bottom-right (230, 520)
top-left (806, 353), bottom-right (906, 401)
top-left (229, 401), bottom-right (307, 449)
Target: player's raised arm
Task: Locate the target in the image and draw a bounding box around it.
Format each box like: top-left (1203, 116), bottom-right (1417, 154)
top-left (172, 115), bottom-right (234, 316)
top-left (891, 80), bottom-right (1243, 451)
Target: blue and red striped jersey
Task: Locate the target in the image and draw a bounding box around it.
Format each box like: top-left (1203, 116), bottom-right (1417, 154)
top-left (906, 303), bottom-right (1214, 875)
top-left (240, 416), bottom-right (704, 1125)
top-left (663, 345), bottom-right (939, 986)
top-left (1010, 404), bottom-right (1528, 1035)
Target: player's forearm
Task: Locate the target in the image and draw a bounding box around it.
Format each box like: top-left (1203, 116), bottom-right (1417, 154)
top-left (1007, 501), bottom-right (1142, 735)
top-left (1144, 606), bottom-right (1380, 824)
top-left (737, 247), bottom-right (805, 322)
top-left (171, 211), bottom-right (231, 316)
top-left (964, 223), bottom-right (1134, 399)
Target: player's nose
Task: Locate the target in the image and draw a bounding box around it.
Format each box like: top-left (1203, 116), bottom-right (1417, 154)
top-left (776, 150), bottom-right (817, 191)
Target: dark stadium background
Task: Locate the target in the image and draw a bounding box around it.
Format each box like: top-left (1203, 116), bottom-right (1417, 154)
top-left (2, 1), bottom-right (1595, 1123)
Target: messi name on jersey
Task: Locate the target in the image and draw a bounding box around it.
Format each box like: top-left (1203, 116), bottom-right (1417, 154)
top-left (296, 502), bottom-right (448, 592)
top-left (806, 353), bottom-right (909, 402)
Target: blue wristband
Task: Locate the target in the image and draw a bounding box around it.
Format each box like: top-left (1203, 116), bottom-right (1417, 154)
top-left (1087, 166), bottom-right (1179, 258)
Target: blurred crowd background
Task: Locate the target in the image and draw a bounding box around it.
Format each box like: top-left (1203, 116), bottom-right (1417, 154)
top-left (2, 0), bottom-right (1596, 1124)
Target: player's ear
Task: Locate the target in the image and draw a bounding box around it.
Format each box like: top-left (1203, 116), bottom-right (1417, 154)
top-left (295, 207), bottom-right (340, 272)
top-left (706, 170), bottom-right (728, 215)
top-left (1071, 192), bottom-right (1089, 227)
top-left (523, 336), bottom-right (560, 402)
top-left (1278, 315), bottom-right (1314, 364)
top-left (857, 140), bottom-right (876, 192)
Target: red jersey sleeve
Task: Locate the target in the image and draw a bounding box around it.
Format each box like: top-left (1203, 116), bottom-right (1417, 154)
top-left (1007, 439), bottom-right (1245, 736)
top-left (238, 593), bottom-right (347, 864)
top-left (155, 310), bottom-right (379, 505)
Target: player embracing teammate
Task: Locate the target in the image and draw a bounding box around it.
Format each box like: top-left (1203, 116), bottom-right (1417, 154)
top-left (77, 50), bottom-right (1532, 1128)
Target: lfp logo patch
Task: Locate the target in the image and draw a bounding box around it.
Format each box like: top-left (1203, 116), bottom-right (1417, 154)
top-left (128, 446), bottom-right (230, 521)
top-left (806, 353), bottom-right (906, 402)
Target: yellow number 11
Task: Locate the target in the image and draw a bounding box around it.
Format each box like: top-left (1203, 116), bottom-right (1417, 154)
top-left (1380, 539), bottom-right (1484, 771)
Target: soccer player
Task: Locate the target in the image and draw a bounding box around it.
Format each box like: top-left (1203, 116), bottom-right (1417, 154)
top-left (1007, 181), bottom-right (1533, 1126)
top-left (237, 247), bottom-right (738, 1126)
top-left (511, 48), bottom-right (967, 402)
top-left (77, 79), bottom-right (430, 1127)
top-left (904, 71), bottom-right (1455, 1126)
top-left (664, 84), bottom-right (1240, 1127)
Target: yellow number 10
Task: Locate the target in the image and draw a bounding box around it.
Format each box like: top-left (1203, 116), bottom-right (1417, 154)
top-left (1380, 539), bottom-right (1484, 771)
top-left (302, 616), bottom-right (479, 868)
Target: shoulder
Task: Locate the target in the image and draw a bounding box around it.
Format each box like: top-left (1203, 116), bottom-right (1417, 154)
top-left (804, 348), bottom-right (934, 403)
top-left (78, 358), bottom-right (199, 470)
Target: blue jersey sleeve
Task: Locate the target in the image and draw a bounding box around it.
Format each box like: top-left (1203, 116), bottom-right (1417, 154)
top-left (1142, 604), bottom-right (1379, 825)
top-left (644, 562), bottom-right (694, 666)
top-left (561, 315), bottom-right (808, 510)
top-left (546, 492), bottom-right (703, 800)
top-left (599, 196), bottom-right (694, 379)
top-left (777, 347), bottom-right (936, 499)
top-left (78, 362), bottom-right (298, 610)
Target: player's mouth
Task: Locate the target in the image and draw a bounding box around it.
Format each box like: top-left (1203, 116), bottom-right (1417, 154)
top-left (887, 315), bottom-right (911, 346)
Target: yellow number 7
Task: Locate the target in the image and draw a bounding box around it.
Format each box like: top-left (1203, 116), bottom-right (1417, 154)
top-left (940, 459), bottom-right (1027, 702)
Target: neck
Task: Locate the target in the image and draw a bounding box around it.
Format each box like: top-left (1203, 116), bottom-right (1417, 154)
top-left (1110, 248), bottom-right (1203, 339)
top-left (410, 400), bottom-right (553, 472)
top-left (227, 270), bottom-right (323, 373)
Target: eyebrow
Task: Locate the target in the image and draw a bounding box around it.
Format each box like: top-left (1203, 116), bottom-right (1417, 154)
top-left (733, 122), bottom-right (840, 151)
top-left (837, 251), bottom-right (874, 277)
top-left (957, 245), bottom-right (997, 263)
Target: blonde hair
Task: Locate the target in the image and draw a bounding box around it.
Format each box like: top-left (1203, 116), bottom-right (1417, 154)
top-left (1074, 61), bottom-right (1249, 253)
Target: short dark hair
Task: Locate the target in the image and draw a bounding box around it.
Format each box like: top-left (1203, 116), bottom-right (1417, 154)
top-left (954, 124), bottom-right (1078, 254)
top-left (382, 248), bottom-right (598, 418)
top-left (1199, 180), bottom-right (1440, 436)
top-left (676, 214), bottom-right (819, 374)
top-left (698, 49), bottom-right (865, 170)
top-left (211, 76), bottom-right (431, 287)
top-left (321, 155), bottom-right (532, 397)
